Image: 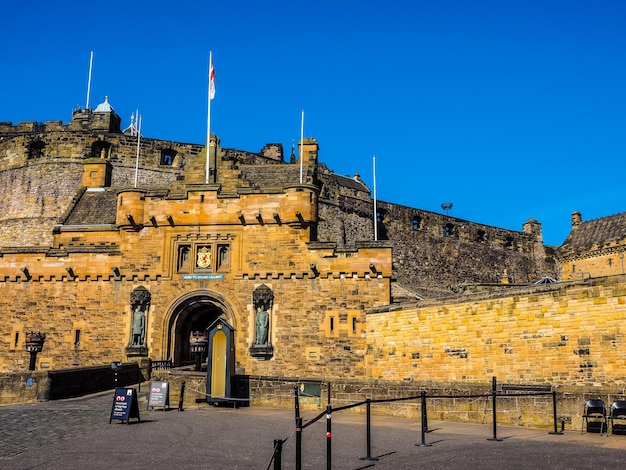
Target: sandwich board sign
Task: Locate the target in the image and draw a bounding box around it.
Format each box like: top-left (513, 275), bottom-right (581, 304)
top-left (147, 381), bottom-right (170, 410)
top-left (110, 387), bottom-right (140, 424)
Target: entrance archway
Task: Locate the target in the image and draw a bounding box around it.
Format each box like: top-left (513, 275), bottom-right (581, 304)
top-left (164, 291), bottom-right (236, 367)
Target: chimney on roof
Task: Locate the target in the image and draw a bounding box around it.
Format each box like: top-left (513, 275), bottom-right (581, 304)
top-left (572, 211), bottom-right (582, 229)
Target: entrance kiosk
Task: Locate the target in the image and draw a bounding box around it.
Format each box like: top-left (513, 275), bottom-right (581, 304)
top-left (206, 318), bottom-right (235, 404)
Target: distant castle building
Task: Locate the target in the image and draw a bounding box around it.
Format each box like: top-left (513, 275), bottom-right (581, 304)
top-left (1, 97), bottom-right (625, 411)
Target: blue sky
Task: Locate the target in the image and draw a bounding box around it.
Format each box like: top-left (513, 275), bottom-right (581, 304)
top-left (2, 1), bottom-right (625, 246)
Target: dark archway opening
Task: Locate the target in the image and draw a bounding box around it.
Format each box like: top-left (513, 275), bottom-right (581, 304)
top-left (169, 299), bottom-right (224, 367)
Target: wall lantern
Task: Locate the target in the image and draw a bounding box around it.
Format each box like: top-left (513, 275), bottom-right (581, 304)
top-left (25, 331), bottom-right (46, 371)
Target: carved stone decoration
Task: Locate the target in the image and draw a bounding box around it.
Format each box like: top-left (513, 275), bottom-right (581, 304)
top-left (126, 286), bottom-right (151, 357)
top-left (250, 284), bottom-right (274, 360)
top-left (190, 331), bottom-right (209, 371)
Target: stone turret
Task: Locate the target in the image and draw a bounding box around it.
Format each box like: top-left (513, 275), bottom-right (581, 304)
top-left (68, 96), bottom-right (121, 133)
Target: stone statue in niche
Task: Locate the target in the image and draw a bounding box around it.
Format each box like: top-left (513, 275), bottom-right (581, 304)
top-left (131, 305), bottom-right (146, 345)
top-left (254, 305), bottom-right (269, 345)
top-left (252, 285), bottom-right (273, 348)
top-left (127, 286), bottom-right (151, 355)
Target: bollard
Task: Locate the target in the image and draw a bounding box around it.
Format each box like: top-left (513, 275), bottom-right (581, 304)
top-left (416, 391), bottom-right (432, 447)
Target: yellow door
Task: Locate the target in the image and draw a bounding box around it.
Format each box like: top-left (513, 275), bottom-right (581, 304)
top-left (211, 330), bottom-right (227, 398)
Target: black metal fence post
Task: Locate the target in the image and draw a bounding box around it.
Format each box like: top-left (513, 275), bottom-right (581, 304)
top-left (178, 380), bottom-right (186, 412)
top-left (361, 398), bottom-right (379, 460)
top-left (488, 376), bottom-right (502, 441)
top-left (417, 391), bottom-right (432, 447)
top-left (273, 439), bottom-right (282, 470)
top-left (296, 416), bottom-right (302, 470)
top-left (549, 390), bottom-right (563, 435)
top-left (326, 404), bottom-right (332, 470)
top-left (294, 386), bottom-right (302, 470)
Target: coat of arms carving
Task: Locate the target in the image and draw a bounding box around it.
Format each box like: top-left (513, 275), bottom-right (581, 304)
top-left (196, 246), bottom-right (211, 269)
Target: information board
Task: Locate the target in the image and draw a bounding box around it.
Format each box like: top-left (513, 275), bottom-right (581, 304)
top-left (110, 387), bottom-right (140, 424)
top-left (147, 381), bottom-right (170, 410)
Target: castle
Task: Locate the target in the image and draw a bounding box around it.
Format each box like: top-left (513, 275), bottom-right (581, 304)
top-left (1, 98), bottom-right (625, 422)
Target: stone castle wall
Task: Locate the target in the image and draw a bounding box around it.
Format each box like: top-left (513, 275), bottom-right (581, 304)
top-left (365, 275), bottom-right (626, 391)
top-left (0, 272), bottom-right (387, 379)
top-left (316, 164), bottom-right (556, 296)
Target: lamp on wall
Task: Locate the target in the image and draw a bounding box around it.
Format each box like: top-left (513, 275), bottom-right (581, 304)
top-left (273, 213), bottom-right (281, 225)
top-left (310, 263), bottom-right (319, 277)
top-left (25, 332), bottom-right (46, 371)
top-left (21, 267), bottom-right (31, 281)
top-left (166, 215), bottom-right (174, 226)
top-left (238, 212), bottom-right (246, 225)
top-left (66, 267), bottom-right (76, 279)
top-left (126, 214), bottom-right (135, 225)
top-left (112, 266), bottom-right (121, 279)
top-left (149, 215), bottom-right (157, 227)
top-left (369, 263), bottom-right (378, 275)
top-left (256, 213), bottom-right (264, 225)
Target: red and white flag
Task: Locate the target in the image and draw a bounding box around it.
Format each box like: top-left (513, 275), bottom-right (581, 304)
top-left (209, 58), bottom-right (216, 100)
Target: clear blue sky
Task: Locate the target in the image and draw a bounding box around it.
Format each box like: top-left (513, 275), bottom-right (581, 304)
top-left (2, 1), bottom-right (625, 246)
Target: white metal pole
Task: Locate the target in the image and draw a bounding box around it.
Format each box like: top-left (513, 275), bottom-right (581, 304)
top-left (373, 155), bottom-right (378, 241)
top-left (134, 114), bottom-right (142, 188)
top-left (299, 109), bottom-right (304, 184)
top-left (85, 51), bottom-right (94, 110)
top-left (205, 51), bottom-right (213, 185)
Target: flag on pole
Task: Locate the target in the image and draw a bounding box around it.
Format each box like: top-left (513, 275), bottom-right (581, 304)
top-left (209, 57), bottom-right (216, 100)
top-left (206, 52), bottom-right (215, 184)
top-left (132, 109), bottom-right (139, 136)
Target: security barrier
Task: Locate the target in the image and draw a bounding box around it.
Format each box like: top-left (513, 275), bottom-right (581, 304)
top-left (267, 377), bottom-right (563, 470)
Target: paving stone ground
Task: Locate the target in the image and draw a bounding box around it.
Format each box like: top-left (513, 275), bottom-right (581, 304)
top-left (1, 387), bottom-right (626, 469)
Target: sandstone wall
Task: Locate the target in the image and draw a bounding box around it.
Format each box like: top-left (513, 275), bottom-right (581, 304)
top-left (366, 275), bottom-right (626, 390)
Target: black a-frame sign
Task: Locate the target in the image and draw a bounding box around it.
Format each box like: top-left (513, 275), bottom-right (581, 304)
top-left (110, 387), bottom-right (141, 424)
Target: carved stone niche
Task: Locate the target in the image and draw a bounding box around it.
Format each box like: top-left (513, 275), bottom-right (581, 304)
top-left (126, 286), bottom-right (151, 357)
top-left (250, 284), bottom-right (274, 360)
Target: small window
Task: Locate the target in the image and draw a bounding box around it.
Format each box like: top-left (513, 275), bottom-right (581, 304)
top-left (330, 317), bottom-right (335, 332)
top-left (14, 332), bottom-right (19, 347)
top-left (217, 244), bottom-right (230, 272)
top-left (177, 245), bottom-right (191, 273)
top-left (444, 223), bottom-right (454, 237)
top-left (412, 216), bottom-right (422, 231)
top-left (352, 317), bottom-right (357, 334)
top-left (28, 140), bottom-right (46, 159)
top-left (504, 236), bottom-right (514, 248)
top-left (91, 140), bottom-right (111, 159)
top-left (160, 149), bottom-right (177, 166)
top-left (476, 230), bottom-right (486, 242)
top-left (74, 329), bottom-right (81, 346)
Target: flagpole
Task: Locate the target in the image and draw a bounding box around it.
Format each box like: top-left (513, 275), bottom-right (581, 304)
top-left (134, 113), bottom-right (142, 188)
top-left (205, 51), bottom-right (213, 184)
top-left (85, 51), bottom-right (94, 110)
top-left (373, 155), bottom-right (378, 241)
top-left (299, 109), bottom-right (304, 184)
